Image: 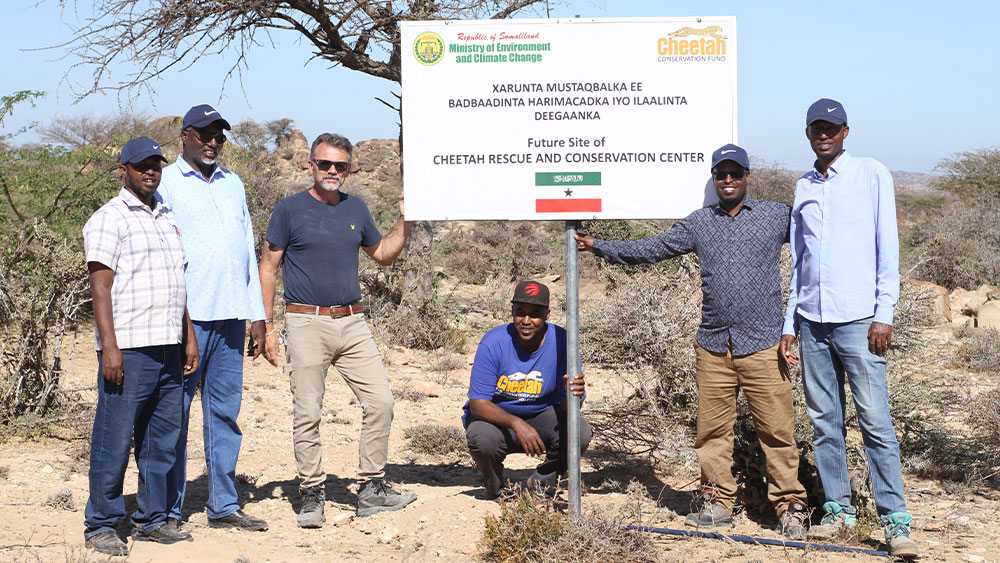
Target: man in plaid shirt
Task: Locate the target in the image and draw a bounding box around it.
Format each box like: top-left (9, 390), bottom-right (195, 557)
top-left (82, 137), bottom-right (200, 556)
top-left (576, 144), bottom-right (810, 540)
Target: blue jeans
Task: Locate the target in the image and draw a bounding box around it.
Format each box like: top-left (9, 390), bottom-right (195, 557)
top-left (167, 319), bottom-right (246, 520)
top-left (84, 345), bottom-right (183, 538)
top-left (799, 316), bottom-right (907, 520)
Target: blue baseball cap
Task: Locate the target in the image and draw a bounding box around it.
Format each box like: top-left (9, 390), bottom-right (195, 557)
top-left (806, 98), bottom-right (848, 126)
top-left (120, 136), bottom-right (167, 165)
top-left (711, 143), bottom-right (750, 170)
top-left (182, 104), bottom-right (232, 130)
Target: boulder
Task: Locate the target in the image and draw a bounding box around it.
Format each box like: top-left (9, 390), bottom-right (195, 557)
top-left (978, 300), bottom-right (1000, 329)
top-left (950, 287), bottom-right (983, 325)
top-left (276, 129), bottom-right (311, 170)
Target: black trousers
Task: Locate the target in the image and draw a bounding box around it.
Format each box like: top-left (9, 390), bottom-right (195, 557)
top-left (465, 405), bottom-right (592, 499)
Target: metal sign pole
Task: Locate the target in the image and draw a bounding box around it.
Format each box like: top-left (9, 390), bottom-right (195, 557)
top-left (564, 220), bottom-right (582, 519)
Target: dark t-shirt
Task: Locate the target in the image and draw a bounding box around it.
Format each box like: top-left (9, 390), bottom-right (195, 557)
top-left (265, 190), bottom-right (382, 306)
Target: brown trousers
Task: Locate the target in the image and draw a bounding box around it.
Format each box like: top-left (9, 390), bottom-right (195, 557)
top-left (286, 313), bottom-right (394, 489)
top-left (693, 342), bottom-right (807, 516)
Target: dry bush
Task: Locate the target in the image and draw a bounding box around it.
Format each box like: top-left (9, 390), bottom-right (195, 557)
top-left (958, 328), bottom-right (1000, 373)
top-left (747, 157), bottom-right (798, 206)
top-left (361, 267), bottom-right (465, 351)
top-left (907, 203), bottom-right (1000, 290)
top-left (907, 147), bottom-right (1000, 289)
top-left (0, 222), bottom-right (89, 424)
top-left (42, 488), bottom-right (76, 511)
top-left (440, 221), bottom-right (563, 285)
top-left (479, 490), bottom-right (658, 563)
top-left (428, 353), bottom-right (465, 372)
top-left (968, 387), bottom-right (1000, 443)
top-left (580, 267), bottom-right (702, 470)
top-left (403, 423), bottom-right (467, 456)
top-left (37, 112), bottom-right (152, 149)
top-left (392, 385), bottom-right (426, 403)
top-left (480, 491), bottom-right (567, 563)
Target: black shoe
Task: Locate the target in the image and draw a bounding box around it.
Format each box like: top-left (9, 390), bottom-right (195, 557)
top-left (297, 486), bottom-right (326, 528)
top-left (208, 509), bottom-right (269, 531)
top-left (135, 523), bottom-right (193, 544)
top-left (85, 530), bottom-right (128, 555)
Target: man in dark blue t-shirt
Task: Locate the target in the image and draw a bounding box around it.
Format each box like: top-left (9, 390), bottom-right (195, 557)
top-left (259, 133), bottom-right (416, 526)
top-left (464, 280), bottom-right (590, 500)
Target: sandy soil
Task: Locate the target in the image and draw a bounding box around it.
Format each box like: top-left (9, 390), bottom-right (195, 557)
top-left (2, 326), bottom-right (1000, 563)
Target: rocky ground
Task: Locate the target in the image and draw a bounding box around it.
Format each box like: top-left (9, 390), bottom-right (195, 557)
top-left (2, 319), bottom-right (1000, 563)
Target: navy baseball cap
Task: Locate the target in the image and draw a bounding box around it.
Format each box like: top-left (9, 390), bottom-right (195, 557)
top-left (511, 280), bottom-right (550, 308)
top-left (806, 98), bottom-right (848, 126)
top-left (711, 143), bottom-right (750, 170)
top-left (120, 136), bottom-right (167, 165)
top-left (182, 104), bottom-right (232, 130)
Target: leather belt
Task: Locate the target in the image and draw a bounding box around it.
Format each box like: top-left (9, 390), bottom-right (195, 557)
top-left (286, 303), bottom-right (363, 318)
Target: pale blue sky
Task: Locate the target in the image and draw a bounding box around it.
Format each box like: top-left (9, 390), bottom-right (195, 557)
top-left (2, 0), bottom-right (996, 172)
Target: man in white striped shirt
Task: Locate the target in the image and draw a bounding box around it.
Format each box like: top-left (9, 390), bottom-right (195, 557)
top-left (83, 136), bottom-right (200, 555)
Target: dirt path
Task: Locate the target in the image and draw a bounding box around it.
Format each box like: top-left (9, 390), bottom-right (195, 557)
top-left (2, 335), bottom-right (1000, 562)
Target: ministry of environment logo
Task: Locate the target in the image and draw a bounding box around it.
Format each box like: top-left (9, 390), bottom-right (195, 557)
top-left (413, 32), bottom-right (444, 66)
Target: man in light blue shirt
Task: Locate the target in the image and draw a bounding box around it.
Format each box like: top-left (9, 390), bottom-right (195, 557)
top-left (158, 104), bottom-right (269, 533)
top-left (779, 99), bottom-right (917, 557)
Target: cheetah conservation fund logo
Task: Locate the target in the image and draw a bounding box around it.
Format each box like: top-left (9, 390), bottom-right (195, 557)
top-left (413, 31), bottom-right (444, 65)
top-left (657, 25), bottom-right (727, 62)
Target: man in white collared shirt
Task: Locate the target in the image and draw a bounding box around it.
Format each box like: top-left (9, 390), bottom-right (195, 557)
top-left (780, 99), bottom-right (917, 558)
top-left (158, 105), bottom-right (269, 532)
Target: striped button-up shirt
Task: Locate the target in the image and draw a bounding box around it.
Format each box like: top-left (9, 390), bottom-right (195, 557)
top-left (84, 188), bottom-right (188, 350)
top-left (158, 156), bottom-right (266, 323)
top-left (593, 195), bottom-right (791, 356)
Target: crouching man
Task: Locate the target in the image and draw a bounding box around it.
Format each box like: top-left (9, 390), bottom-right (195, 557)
top-left (463, 281), bottom-right (591, 500)
top-left (82, 137), bottom-right (200, 555)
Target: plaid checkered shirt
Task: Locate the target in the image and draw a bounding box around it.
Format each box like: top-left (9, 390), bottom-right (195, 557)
top-left (83, 187), bottom-right (188, 350)
top-left (592, 195), bottom-right (791, 356)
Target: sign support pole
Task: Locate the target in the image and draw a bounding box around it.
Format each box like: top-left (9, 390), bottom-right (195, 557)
top-left (564, 220), bottom-right (582, 519)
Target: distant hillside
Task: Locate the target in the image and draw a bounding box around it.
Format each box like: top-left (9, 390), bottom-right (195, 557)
top-left (892, 170), bottom-right (944, 195)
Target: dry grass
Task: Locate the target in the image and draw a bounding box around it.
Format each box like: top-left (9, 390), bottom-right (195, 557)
top-left (958, 327), bottom-right (1000, 373)
top-left (479, 489), bottom-right (658, 563)
top-left (42, 488), bottom-right (76, 511)
top-left (403, 423), bottom-right (467, 456)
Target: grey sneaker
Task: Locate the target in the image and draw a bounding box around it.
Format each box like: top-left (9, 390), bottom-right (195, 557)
top-left (297, 486), bottom-right (326, 528)
top-left (684, 490), bottom-right (733, 528)
top-left (85, 530), bottom-right (128, 556)
top-left (884, 512), bottom-right (919, 557)
top-left (357, 479), bottom-right (417, 517)
top-left (807, 501), bottom-right (856, 540)
top-left (779, 499), bottom-right (809, 540)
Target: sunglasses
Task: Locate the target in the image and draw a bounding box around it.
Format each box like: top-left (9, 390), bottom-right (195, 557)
top-left (312, 159), bottom-right (351, 173)
top-left (713, 169), bottom-right (747, 181)
top-left (188, 129), bottom-right (227, 144)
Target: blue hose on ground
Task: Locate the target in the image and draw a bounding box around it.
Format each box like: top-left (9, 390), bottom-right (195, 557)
top-left (627, 525), bottom-right (889, 557)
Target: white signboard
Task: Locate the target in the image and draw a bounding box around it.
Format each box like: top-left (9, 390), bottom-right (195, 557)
top-left (401, 17), bottom-right (737, 220)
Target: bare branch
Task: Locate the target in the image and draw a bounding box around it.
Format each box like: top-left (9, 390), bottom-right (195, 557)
top-left (48, 0), bottom-right (547, 98)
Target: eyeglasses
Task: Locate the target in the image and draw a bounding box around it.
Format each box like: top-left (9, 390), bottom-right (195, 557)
top-left (713, 169), bottom-right (747, 181)
top-left (188, 129), bottom-right (226, 144)
top-left (312, 159), bottom-right (351, 173)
